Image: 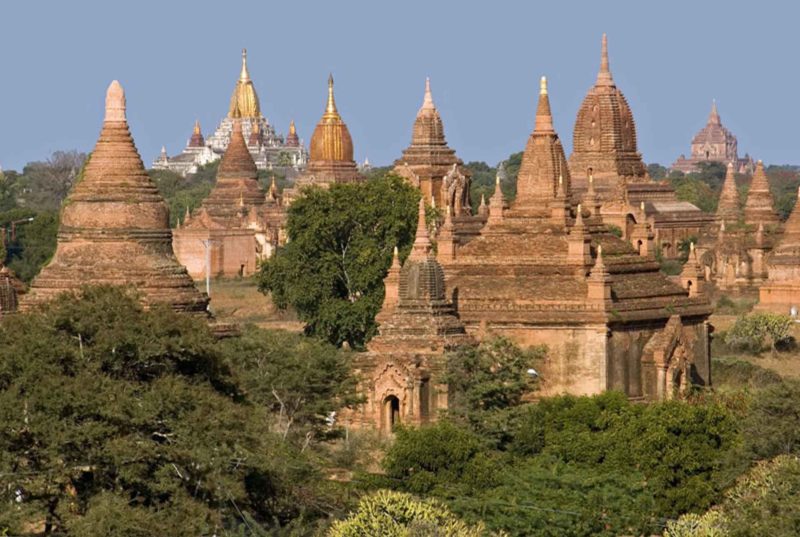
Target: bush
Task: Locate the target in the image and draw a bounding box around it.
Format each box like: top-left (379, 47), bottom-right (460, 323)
top-left (724, 312), bottom-right (793, 353)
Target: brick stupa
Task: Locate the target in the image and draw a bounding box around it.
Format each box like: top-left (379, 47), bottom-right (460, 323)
top-left (743, 160), bottom-right (780, 226)
top-left (23, 81), bottom-right (208, 313)
top-left (759, 188), bottom-right (800, 313)
top-left (716, 162), bottom-right (741, 225)
top-left (350, 198), bottom-right (472, 433)
top-left (174, 120), bottom-right (285, 278)
top-left (569, 34), bottom-right (713, 258)
top-left (442, 77), bottom-right (712, 401)
top-left (283, 75), bottom-right (363, 203)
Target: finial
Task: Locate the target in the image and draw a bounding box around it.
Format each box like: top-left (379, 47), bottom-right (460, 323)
top-left (410, 197), bottom-right (432, 259)
top-left (534, 75), bottom-right (554, 133)
top-left (421, 77), bottom-right (435, 110)
top-left (326, 73), bottom-right (338, 115)
top-left (289, 119), bottom-right (296, 135)
top-left (480, 193), bottom-right (486, 207)
top-left (240, 48), bottom-right (250, 80)
top-left (690, 241), bottom-right (695, 253)
top-left (160, 145), bottom-right (167, 155)
top-left (596, 33), bottom-right (614, 86)
top-left (104, 80), bottom-right (126, 122)
top-left (540, 76), bottom-right (548, 95)
top-left (640, 201), bottom-right (645, 213)
top-left (193, 119), bottom-right (201, 135)
top-left (559, 174), bottom-right (563, 186)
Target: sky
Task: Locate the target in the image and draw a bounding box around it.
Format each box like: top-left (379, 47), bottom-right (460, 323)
top-left (0, 0), bottom-right (796, 172)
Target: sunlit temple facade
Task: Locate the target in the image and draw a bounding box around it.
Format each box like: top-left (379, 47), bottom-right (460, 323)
top-left (153, 50), bottom-right (308, 176)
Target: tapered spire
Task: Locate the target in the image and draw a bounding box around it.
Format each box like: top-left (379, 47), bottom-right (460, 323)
top-left (534, 76), bottom-right (554, 133)
top-left (325, 73), bottom-right (338, 116)
top-left (104, 80), bottom-right (126, 122)
top-left (420, 77), bottom-right (435, 112)
top-left (240, 48), bottom-right (250, 81)
top-left (410, 197), bottom-right (432, 260)
top-left (717, 162), bottom-right (739, 224)
top-left (596, 33), bottom-right (614, 86)
top-left (708, 99), bottom-right (720, 126)
top-left (193, 119), bottom-right (201, 135)
top-left (744, 160), bottom-right (780, 225)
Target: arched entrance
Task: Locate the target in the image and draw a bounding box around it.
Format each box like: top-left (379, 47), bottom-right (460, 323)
top-left (383, 395), bottom-right (401, 433)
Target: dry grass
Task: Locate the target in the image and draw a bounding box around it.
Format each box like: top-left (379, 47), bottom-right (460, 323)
top-left (202, 277), bottom-right (304, 332)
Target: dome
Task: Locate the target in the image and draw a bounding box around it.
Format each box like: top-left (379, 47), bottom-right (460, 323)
top-left (569, 34), bottom-right (645, 179)
top-left (228, 49), bottom-right (261, 119)
top-left (309, 75), bottom-right (354, 163)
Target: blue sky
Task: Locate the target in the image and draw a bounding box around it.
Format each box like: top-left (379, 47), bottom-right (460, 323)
top-left (0, 0), bottom-right (796, 171)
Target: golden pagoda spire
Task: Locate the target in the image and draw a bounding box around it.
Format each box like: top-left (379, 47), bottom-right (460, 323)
top-left (193, 119), bottom-right (201, 135)
top-left (240, 48), bottom-right (250, 81)
top-left (596, 33), bottom-right (614, 86)
top-left (289, 119), bottom-right (297, 136)
top-left (325, 73), bottom-right (339, 117)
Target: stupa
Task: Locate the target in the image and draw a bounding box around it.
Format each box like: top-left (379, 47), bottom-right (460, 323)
top-left (671, 101), bottom-right (754, 174)
top-left (349, 198), bottom-right (472, 433)
top-left (173, 120), bottom-right (285, 279)
top-left (441, 76), bottom-right (712, 400)
top-left (759, 188), bottom-right (800, 313)
top-left (569, 35), bottom-right (713, 258)
top-left (154, 49), bottom-right (308, 176)
top-left (283, 75), bottom-right (364, 203)
top-left (743, 160), bottom-right (780, 226)
top-left (23, 81), bottom-right (208, 313)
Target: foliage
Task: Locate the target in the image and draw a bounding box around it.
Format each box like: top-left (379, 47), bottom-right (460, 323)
top-left (0, 286), bottom-right (333, 535)
top-left (670, 176), bottom-right (717, 213)
top-left (258, 174), bottom-right (419, 348)
top-left (15, 150), bottom-right (86, 211)
top-left (606, 224), bottom-right (622, 238)
top-left (647, 163), bottom-right (668, 179)
top-left (741, 379), bottom-right (800, 459)
top-left (714, 294), bottom-right (756, 316)
top-left (724, 312), bottom-right (793, 353)
top-left (664, 455), bottom-right (800, 537)
top-left (710, 357), bottom-right (782, 392)
top-left (766, 164), bottom-right (800, 220)
top-left (445, 337), bottom-right (545, 448)
top-left (149, 164), bottom-right (216, 228)
top-left (218, 325), bottom-right (362, 443)
top-left (328, 490), bottom-right (495, 537)
top-left (0, 207), bottom-right (58, 281)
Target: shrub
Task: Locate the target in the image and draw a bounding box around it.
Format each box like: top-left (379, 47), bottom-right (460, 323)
top-left (724, 312), bottom-right (793, 353)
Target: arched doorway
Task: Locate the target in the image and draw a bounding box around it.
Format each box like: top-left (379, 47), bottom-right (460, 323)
top-left (383, 395), bottom-right (401, 433)
top-left (625, 214), bottom-right (636, 240)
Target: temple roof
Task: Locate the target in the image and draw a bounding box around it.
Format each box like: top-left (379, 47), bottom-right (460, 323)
top-left (569, 34), bottom-right (646, 180)
top-left (690, 100), bottom-right (736, 145)
top-left (309, 75), bottom-right (355, 163)
top-left (228, 49), bottom-right (261, 119)
top-left (24, 81), bottom-right (208, 314)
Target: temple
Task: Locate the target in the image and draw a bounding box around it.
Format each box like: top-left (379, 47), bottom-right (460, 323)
top-left (173, 120), bottom-right (285, 279)
top-left (759, 187), bottom-right (800, 314)
top-left (393, 78), bottom-right (486, 247)
top-left (349, 198), bottom-right (472, 433)
top-left (439, 76), bottom-right (712, 401)
top-left (153, 50), bottom-right (308, 176)
top-left (23, 81), bottom-right (208, 313)
top-left (283, 75), bottom-right (364, 203)
top-left (569, 35), bottom-right (714, 258)
top-left (671, 101), bottom-right (754, 174)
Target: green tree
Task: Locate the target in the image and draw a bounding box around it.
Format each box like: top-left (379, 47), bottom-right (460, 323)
top-left (0, 207), bottom-right (58, 281)
top-left (148, 167), bottom-right (216, 228)
top-left (647, 163), bottom-right (668, 179)
top-left (0, 286), bottom-right (328, 535)
top-left (16, 150), bottom-right (86, 211)
top-left (328, 490), bottom-right (494, 537)
top-left (258, 174), bottom-right (419, 348)
top-left (742, 379), bottom-right (800, 459)
top-left (724, 312), bottom-right (793, 353)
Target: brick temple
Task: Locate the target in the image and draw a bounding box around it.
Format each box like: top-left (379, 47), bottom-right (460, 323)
top-left (759, 187), bottom-right (800, 314)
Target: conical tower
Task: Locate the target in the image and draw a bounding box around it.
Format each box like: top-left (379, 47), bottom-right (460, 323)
top-left (24, 81), bottom-right (208, 313)
top-left (228, 49), bottom-right (261, 119)
top-left (716, 162), bottom-right (740, 225)
top-left (744, 161), bottom-right (779, 226)
top-left (514, 76), bottom-right (571, 214)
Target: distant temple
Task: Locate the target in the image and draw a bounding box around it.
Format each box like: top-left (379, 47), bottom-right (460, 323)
top-left (283, 75), bottom-right (364, 203)
top-left (153, 49), bottom-right (308, 176)
top-left (671, 101), bottom-right (754, 174)
top-left (569, 35), bottom-right (713, 259)
top-left (759, 187), bottom-right (800, 314)
top-left (173, 120), bottom-right (285, 279)
top-left (23, 81), bottom-right (208, 314)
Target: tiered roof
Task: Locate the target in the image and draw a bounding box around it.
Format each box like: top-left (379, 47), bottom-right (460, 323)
top-left (24, 81), bottom-right (208, 313)
top-left (743, 161), bottom-right (780, 226)
top-left (716, 162), bottom-right (740, 225)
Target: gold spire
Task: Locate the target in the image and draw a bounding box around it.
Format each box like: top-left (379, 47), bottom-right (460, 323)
top-left (193, 119), bottom-right (201, 135)
top-left (104, 80), bottom-right (126, 122)
top-left (228, 49), bottom-right (261, 118)
top-left (596, 33), bottom-right (614, 86)
top-left (240, 48), bottom-right (250, 81)
top-left (289, 119), bottom-right (297, 136)
top-left (325, 73), bottom-right (338, 117)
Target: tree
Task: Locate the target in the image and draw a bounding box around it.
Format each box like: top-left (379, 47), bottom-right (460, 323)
top-left (17, 150), bottom-right (86, 211)
top-left (741, 379), bottom-right (800, 459)
top-left (647, 163), bottom-right (668, 179)
top-left (218, 325), bottom-right (362, 444)
top-left (148, 167), bottom-right (215, 228)
top-left (724, 312), bottom-right (793, 353)
top-left (0, 286), bottom-right (329, 535)
top-left (258, 174), bottom-right (419, 348)
top-left (328, 490), bottom-right (494, 537)
top-left (0, 207), bottom-right (58, 282)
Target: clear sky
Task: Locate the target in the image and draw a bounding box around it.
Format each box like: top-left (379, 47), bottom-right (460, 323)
top-left (0, 0), bottom-right (796, 171)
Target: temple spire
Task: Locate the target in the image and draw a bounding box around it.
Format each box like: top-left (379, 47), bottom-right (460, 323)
top-left (534, 76), bottom-right (554, 133)
top-left (410, 197), bottom-right (432, 260)
top-left (104, 80), bottom-right (126, 123)
top-left (708, 99), bottom-right (720, 125)
top-left (240, 48), bottom-right (250, 81)
top-left (596, 33), bottom-right (614, 86)
top-left (420, 77), bottom-right (435, 112)
top-left (325, 73), bottom-right (338, 116)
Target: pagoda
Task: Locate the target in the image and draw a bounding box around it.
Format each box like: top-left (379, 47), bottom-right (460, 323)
top-left (696, 163), bottom-right (772, 291)
top-left (393, 78), bottom-right (486, 247)
top-left (23, 81), bottom-right (208, 314)
top-left (349, 198), bottom-right (472, 433)
top-left (743, 160), bottom-right (780, 226)
top-left (441, 76), bottom-right (712, 400)
top-left (173, 120), bottom-right (285, 279)
top-left (283, 75), bottom-right (364, 203)
top-left (671, 101), bottom-right (754, 174)
top-left (569, 35), bottom-right (714, 258)
top-left (154, 49), bottom-right (308, 176)
top-left (759, 188), bottom-right (800, 314)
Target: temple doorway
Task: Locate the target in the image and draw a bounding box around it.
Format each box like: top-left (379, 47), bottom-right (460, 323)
top-left (383, 395), bottom-right (401, 432)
